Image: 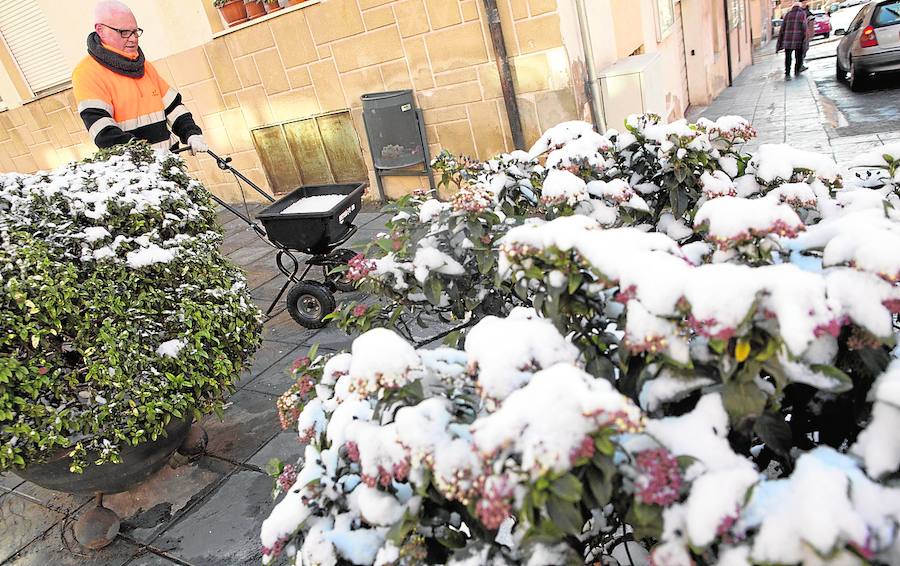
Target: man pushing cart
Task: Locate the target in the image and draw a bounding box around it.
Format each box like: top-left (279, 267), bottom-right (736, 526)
top-left (73, 0), bottom-right (364, 329)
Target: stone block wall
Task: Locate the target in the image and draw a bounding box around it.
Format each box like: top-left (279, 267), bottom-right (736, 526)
top-left (0, 0), bottom-right (578, 202)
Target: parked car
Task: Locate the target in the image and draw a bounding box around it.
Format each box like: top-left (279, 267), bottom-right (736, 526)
top-left (839, 0), bottom-right (867, 8)
top-left (836, 0), bottom-right (900, 90)
top-left (811, 10), bottom-right (834, 37)
top-left (831, 2), bottom-right (868, 35)
top-left (772, 17), bottom-right (783, 37)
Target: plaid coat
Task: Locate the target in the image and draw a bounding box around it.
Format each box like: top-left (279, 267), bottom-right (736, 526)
top-left (777, 6), bottom-right (809, 50)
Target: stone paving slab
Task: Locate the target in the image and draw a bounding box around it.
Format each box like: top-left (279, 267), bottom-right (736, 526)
top-left (150, 470), bottom-right (271, 566)
top-left (0, 493), bottom-right (67, 563)
top-left (4, 520), bottom-right (141, 566)
top-left (201, 390), bottom-right (280, 466)
top-left (123, 551), bottom-right (184, 565)
top-left (247, 431), bottom-right (306, 472)
top-left (105, 456), bottom-right (235, 544)
top-left (243, 346), bottom-right (336, 398)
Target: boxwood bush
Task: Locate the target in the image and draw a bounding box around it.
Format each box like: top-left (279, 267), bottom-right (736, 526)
top-left (0, 142), bottom-right (262, 473)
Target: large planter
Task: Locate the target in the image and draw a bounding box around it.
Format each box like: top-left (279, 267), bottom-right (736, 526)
top-left (245, 0), bottom-right (266, 19)
top-left (218, 0), bottom-right (249, 27)
top-left (15, 416), bottom-right (192, 495)
top-left (14, 417), bottom-right (205, 551)
top-left (265, 0), bottom-right (283, 13)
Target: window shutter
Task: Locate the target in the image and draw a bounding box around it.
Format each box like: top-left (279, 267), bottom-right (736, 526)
top-left (0, 1), bottom-right (70, 95)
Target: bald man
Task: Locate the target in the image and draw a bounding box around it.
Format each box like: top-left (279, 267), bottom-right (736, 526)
top-left (72, 1), bottom-right (207, 153)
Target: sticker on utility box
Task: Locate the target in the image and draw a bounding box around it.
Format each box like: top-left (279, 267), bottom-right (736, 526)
top-left (339, 203), bottom-right (356, 223)
top-left (401, 104), bottom-right (412, 112)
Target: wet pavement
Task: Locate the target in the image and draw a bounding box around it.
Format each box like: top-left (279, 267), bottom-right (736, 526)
top-left (689, 37), bottom-right (900, 166)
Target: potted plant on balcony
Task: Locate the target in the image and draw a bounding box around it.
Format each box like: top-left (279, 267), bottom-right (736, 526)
top-left (0, 142), bottom-right (262, 550)
top-left (244, 0), bottom-right (266, 19)
top-left (264, 0), bottom-right (283, 13)
top-left (213, 0), bottom-right (248, 27)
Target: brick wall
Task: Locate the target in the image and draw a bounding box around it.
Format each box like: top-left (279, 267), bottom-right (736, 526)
top-left (0, 0), bottom-right (579, 202)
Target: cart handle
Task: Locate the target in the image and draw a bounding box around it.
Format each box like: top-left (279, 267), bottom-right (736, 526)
top-left (172, 146), bottom-right (275, 204)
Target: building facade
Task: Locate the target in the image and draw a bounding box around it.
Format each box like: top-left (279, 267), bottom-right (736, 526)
top-left (0, 0), bottom-right (760, 201)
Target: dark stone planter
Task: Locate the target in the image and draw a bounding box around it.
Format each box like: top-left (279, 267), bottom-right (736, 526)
top-left (15, 416), bottom-right (192, 495)
top-left (12, 417), bottom-right (206, 550)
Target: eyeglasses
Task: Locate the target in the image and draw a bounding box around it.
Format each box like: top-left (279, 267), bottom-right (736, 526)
top-left (99, 23), bottom-right (143, 39)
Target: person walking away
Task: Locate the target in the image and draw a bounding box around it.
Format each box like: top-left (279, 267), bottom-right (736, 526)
top-left (777, 1), bottom-right (810, 78)
top-left (800, 4), bottom-right (815, 72)
top-left (72, 0), bottom-right (207, 152)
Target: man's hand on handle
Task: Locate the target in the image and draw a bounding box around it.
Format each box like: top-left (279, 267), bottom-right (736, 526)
top-left (187, 134), bottom-right (208, 156)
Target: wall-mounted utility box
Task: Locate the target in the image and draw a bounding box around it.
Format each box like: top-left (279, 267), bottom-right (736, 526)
top-left (596, 52), bottom-right (667, 131)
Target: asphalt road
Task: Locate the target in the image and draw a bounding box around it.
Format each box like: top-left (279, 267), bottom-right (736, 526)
top-left (802, 35), bottom-right (900, 137)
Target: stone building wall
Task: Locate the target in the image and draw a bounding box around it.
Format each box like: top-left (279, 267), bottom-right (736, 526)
top-left (0, 0), bottom-right (578, 202)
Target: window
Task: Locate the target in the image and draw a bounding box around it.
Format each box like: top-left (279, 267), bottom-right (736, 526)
top-left (729, 0), bottom-right (746, 29)
top-left (0, 1), bottom-right (71, 95)
top-left (848, 7), bottom-right (868, 32)
top-left (656, 0), bottom-right (676, 40)
top-left (873, 1), bottom-right (900, 27)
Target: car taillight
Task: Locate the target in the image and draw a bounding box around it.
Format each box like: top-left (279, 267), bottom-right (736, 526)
top-left (860, 25), bottom-right (878, 48)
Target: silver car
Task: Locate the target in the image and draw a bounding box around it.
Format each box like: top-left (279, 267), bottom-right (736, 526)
top-left (836, 0), bottom-right (900, 90)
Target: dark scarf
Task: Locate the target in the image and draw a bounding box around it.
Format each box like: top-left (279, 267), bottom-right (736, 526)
top-left (86, 32), bottom-right (145, 78)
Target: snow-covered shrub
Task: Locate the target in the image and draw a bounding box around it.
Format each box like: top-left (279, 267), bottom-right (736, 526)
top-left (0, 142), bottom-right (262, 472)
top-left (262, 320), bottom-right (900, 565)
top-left (269, 119), bottom-right (900, 565)
top-left (329, 151), bottom-right (543, 340)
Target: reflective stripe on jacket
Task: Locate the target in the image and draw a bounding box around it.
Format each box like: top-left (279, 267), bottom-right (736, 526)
top-left (72, 47), bottom-right (201, 151)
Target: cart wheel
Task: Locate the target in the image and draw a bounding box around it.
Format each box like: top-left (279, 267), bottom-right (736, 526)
top-left (324, 248), bottom-right (359, 293)
top-left (286, 282), bottom-right (336, 329)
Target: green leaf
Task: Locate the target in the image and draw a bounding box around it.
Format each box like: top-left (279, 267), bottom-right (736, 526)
top-left (754, 412), bottom-right (792, 458)
top-left (265, 458), bottom-right (284, 477)
top-left (626, 501), bottom-right (663, 540)
top-left (585, 466), bottom-right (613, 507)
top-left (549, 473), bottom-right (583, 503)
top-left (721, 380), bottom-right (767, 423)
top-left (545, 494), bottom-right (584, 536)
top-left (594, 435), bottom-right (615, 456)
top-left (808, 364), bottom-right (854, 393)
top-left (386, 512), bottom-right (416, 545)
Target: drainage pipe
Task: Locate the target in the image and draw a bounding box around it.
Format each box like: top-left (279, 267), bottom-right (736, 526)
top-left (575, 0), bottom-right (606, 132)
top-left (482, 0), bottom-right (526, 150)
top-left (723, 0), bottom-right (734, 85)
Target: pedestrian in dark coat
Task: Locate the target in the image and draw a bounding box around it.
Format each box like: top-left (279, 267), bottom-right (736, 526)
top-left (777, 1), bottom-right (810, 77)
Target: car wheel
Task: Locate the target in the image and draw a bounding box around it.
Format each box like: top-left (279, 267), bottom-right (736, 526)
top-left (825, 32), bottom-right (830, 38)
top-left (849, 60), bottom-right (867, 92)
top-left (836, 58), bottom-right (847, 82)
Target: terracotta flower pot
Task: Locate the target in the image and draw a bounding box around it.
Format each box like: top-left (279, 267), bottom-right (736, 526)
top-left (287, 0), bottom-right (306, 5)
top-left (218, 0), bottom-right (249, 27)
top-left (265, 0), bottom-right (283, 13)
top-left (245, 0), bottom-right (266, 19)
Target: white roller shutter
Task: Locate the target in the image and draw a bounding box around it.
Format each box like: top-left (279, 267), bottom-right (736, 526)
top-left (0, 1), bottom-right (71, 95)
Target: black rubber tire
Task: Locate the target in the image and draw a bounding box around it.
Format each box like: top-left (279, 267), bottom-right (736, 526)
top-left (849, 60), bottom-right (867, 92)
top-left (323, 248), bottom-right (358, 293)
top-left (286, 282), bottom-right (335, 329)
top-left (836, 58), bottom-right (846, 82)
top-left (824, 32), bottom-right (830, 39)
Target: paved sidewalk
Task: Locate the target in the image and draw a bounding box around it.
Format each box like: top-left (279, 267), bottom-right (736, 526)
top-left (688, 41), bottom-right (899, 168)
top-left (0, 207), bottom-right (389, 566)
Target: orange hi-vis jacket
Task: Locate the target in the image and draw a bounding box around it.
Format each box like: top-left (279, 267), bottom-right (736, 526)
top-left (72, 42), bottom-right (200, 151)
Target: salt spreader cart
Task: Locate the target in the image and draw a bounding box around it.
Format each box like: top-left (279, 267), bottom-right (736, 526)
top-left (177, 148), bottom-right (365, 328)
